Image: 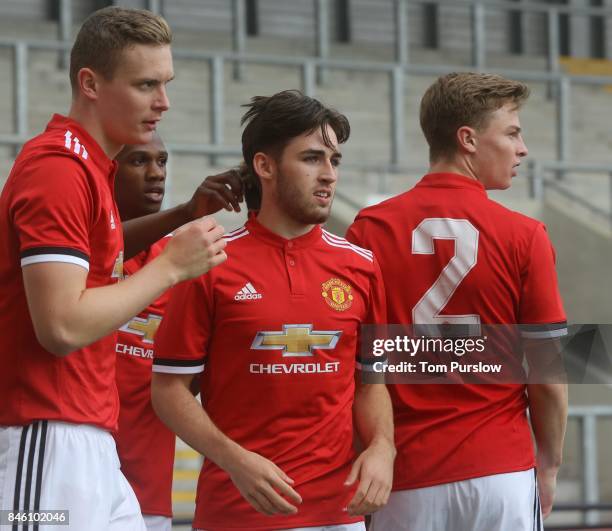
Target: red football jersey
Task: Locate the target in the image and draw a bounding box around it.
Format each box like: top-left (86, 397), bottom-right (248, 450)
top-left (347, 172), bottom-right (567, 490)
top-left (153, 217), bottom-right (386, 531)
top-left (114, 236), bottom-right (174, 517)
top-left (0, 114), bottom-right (123, 430)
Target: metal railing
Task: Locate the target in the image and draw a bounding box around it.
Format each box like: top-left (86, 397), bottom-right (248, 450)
top-left (1, 37), bottom-right (612, 168)
top-left (4, 0), bottom-right (612, 155)
top-left (137, 0), bottom-right (612, 82)
top-left (2, 0), bottom-right (612, 218)
top-left (563, 406), bottom-right (612, 526)
top-left (50, 1), bottom-right (612, 83)
top-left (528, 161), bottom-right (612, 226)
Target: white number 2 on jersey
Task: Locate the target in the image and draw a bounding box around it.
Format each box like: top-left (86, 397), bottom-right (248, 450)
top-left (412, 218), bottom-right (481, 334)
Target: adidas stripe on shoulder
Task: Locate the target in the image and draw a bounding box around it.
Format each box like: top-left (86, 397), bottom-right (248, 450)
top-left (322, 230), bottom-right (373, 262)
top-left (63, 130), bottom-right (89, 160)
top-left (224, 225), bottom-right (249, 242)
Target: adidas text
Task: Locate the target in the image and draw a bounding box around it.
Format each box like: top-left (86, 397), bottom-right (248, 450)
top-left (235, 292), bottom-right (262, 301)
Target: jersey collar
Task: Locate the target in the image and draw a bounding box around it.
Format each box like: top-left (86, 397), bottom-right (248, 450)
top-left (46, 114), bottom-right (117, 177)
top-left (246, 216), bottom-right (322, 249)
top-left (417, 172), bottom-right (487, 195)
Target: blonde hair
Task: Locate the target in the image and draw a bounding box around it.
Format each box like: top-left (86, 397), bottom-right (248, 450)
top-left (420, 72), bottom-right (529, 162)
top-left (70, 6), bottom-right (172, 91)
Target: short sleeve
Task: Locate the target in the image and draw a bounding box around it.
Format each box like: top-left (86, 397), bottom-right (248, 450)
top-left (12, 155), bottom-right (93, 270)
top-left (357, 256), bottom-right (388, 372)
top-left (518, 224), bottom-right (567, 339)
top-left (345, 215), bottom-right (369, 249)
top-left (153, 274), bottom-right (213, 374)
top-left (366, 257), bottom-right (387, 326)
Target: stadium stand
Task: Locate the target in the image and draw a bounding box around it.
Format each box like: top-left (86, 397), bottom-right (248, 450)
top-left (1, 1), bottom-right (611, 529)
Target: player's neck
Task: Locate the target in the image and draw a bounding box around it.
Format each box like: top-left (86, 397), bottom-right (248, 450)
top-left (68, 101), bottom-right (123, 160)
top-left (429, 158), bottom-right (479, 182)
top-left (256, 202), bottom-right (315, 240)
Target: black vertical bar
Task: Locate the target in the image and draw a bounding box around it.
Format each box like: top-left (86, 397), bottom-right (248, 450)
top-left (508, 0), bottom-right (523, 55)
top-left (590, 0), bottom-right (605, 58)
top-left (246, 0), bottom-right (259, 36)
top-left (558, 0), bottom-right (570, 56)
top-left (12, 426), bottom-right (30, 531)
top-left (32, 421), bottom-right (48, 531)
top-left (22, 422), bottom-right (40, 531)
top-left (335, 0), bottom-right (351, 43)
top-left (423, 2), bottom-right (438, 49)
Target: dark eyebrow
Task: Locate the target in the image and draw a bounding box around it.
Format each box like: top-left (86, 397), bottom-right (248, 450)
top-left (126, 150), bottom-right (151, 158)
top-left (126, 150), bottom-right (168, 159)
top-left (507, 126), bottom-right (522, 133)
top-left (299, 148), bottom-right (342, 159)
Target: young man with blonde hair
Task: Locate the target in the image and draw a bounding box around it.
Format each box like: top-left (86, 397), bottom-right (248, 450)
top-left (0, 7), bottom-right (228, 530)
top-left (347, 72), bottom-right (568, 531)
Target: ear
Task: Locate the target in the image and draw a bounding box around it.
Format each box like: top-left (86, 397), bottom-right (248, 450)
top-left (456, 125), bottom-right (477, 154)
top-left (77, 67), bottom-right (100, 101)
top-left (252, 152), bottom-right (276, 183)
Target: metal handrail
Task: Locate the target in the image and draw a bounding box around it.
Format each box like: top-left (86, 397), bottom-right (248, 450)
top-left (31, 0), bottom-right (612, 81)
top-left (528, 161), bottom-right (612, 225)
top-left (408, 0), bottom-right (612, 17)
top-left (1, 37), bottom-right (612, 171)
top-left (565, 406), bottom-right (612, 525)
top-left (2, 37), bottom-right (612, 221)
top-left (2, 38), bottom-right (612, 223)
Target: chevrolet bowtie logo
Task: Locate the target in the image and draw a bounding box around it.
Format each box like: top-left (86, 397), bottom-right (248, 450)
top-left (251, 324), bottom-right (342, 357)
top-left (120, 314), bottom-right (162, 344)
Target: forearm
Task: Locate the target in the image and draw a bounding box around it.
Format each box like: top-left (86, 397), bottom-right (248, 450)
top-left (527, 383), bottom-right (568, 469)
top-left (24, 218), bottom-right (226, 356)
top-left (24, 257), bottom-right (177, 355)
top-left (122, 204), bottom-right (190, 259)
top-left (151, 373), bottom-right (244, 471)
top-left (353, 381), bottom-right (395, 453)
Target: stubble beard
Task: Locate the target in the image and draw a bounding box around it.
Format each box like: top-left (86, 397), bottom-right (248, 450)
top-left (276, 172), bottom-right (333, 226)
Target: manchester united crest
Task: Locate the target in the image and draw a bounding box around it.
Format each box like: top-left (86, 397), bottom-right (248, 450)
top-left (321, 278), bottom-right (354, 311)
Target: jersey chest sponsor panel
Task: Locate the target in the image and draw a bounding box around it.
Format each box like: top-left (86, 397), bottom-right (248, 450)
top-left (154, 219), bottom-right (384, 530)
top-left (0, 114), bottom-right (123, 430)
top-left (114, 238), bottom-right (174, 516)
top-left (347, 173), bottom-right (566, 490)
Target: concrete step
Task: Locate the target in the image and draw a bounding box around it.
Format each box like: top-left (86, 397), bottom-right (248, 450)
top-left (172, 440), bottom-right (200, 520)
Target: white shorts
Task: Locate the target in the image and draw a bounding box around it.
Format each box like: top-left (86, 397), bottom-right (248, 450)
top-left (194, 523), bottom-right (365, 531)
top-left (0, 420), bottom-right (146, 531)
top-left (369, 469), bottom-right (542, 531)
top-left (144, 514), bottom-right (172, 531)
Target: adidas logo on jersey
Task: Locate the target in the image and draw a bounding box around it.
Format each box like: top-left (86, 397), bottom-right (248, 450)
top-left (234, 282), bottom-right (262, 301)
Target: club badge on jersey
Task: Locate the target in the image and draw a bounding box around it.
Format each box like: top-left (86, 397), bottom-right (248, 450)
top-left (321, 278), bottom-right (354, 311)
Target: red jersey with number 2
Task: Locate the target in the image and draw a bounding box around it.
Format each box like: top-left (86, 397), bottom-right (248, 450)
top-left (347, 173), bottom-right (566, 490)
